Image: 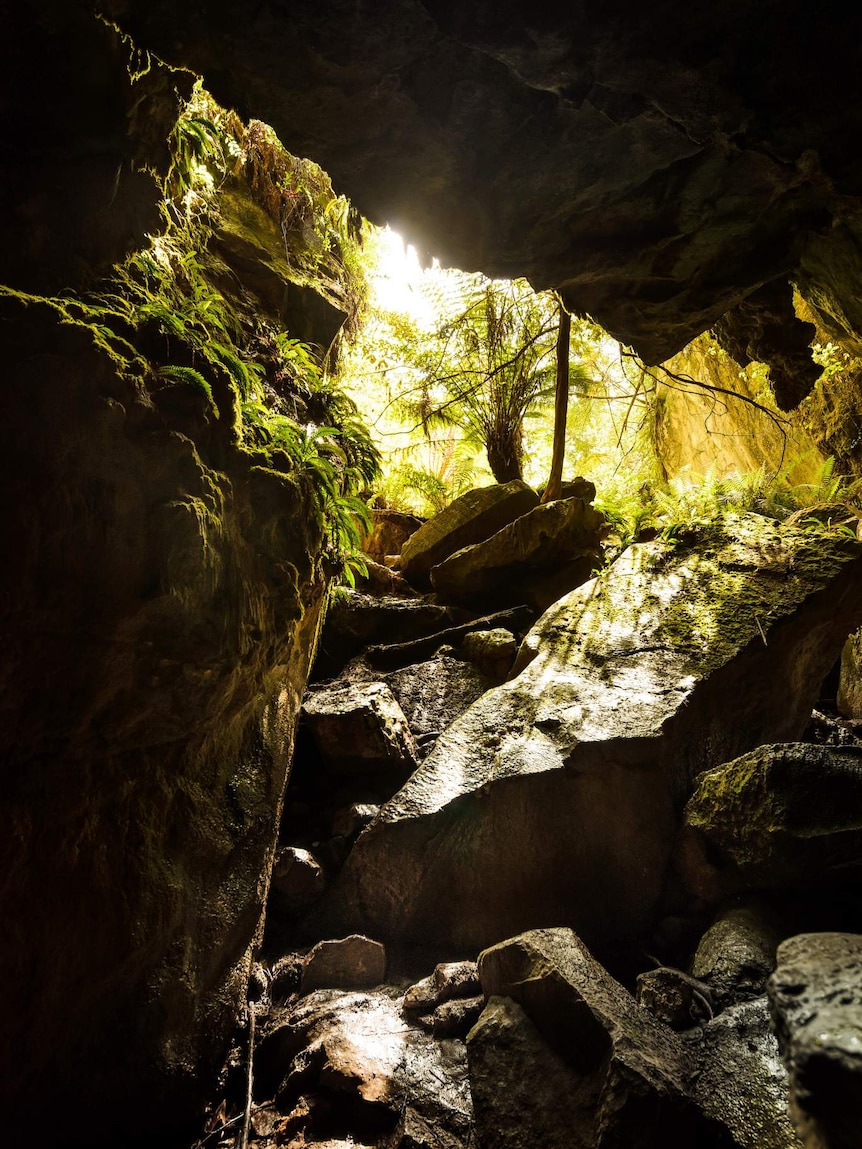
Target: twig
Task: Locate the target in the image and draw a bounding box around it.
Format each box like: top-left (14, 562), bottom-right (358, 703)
top-left (239, 1006), bottom-right (257, 1149)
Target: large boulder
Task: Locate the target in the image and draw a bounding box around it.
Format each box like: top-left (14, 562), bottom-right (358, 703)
top-left (311, 517), bottom-right (862, 956)
top-left (429, 496), bottom-right (608, 611)
top-left (678, 744), bottom-right (862, 902)
top-left (768, 932), bottom-right (862, 1149)
top-left (398, 480), bottom-right (539, 588)
top-left (302, 680), bottom-right (418, 782)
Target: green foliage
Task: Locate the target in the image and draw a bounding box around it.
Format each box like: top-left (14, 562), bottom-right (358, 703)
top-left (0, 81), bottom-right (380, 584)
top-left (597, 454), bottom-right (862, 555)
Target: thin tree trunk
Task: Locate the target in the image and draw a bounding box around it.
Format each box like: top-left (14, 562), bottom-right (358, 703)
top-left (541, 304), bottom-right (571, 503)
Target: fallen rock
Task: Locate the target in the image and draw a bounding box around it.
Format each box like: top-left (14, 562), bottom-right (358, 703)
top-left (768, 932), bottom-right (862, 1149)
top-left (838, 626), bottom-right (862, 719)
top-left (467, 995), bottom-right (598, 1149)
top-left (477, 928), bottom-right (800, 1148)
top-left (460, 627), bottom-right (518, 678)
top-left (300, 935), bottom-right (387, 995)
top-left (271, 847), bottom-right (326, 914)
top-left (312, 592), bottom-right (468, 680)
top-left (636, 967), bottom-right (714, 1029)
top-left (302, 681), bottom-right (417, 782)
top-left (678, 743), bottom-right (862, 901)
top-left (330, 803), bottom-right (379, 843)
top-left (430, 995), bottom-right (484, 1039)
top-left (312, 518), bottom-right (862, 956)
top-left (399, 480), bottom-right (539, 589)
top-left (352, 558), bottom-right (417, 597)
top-left (680, 995), bottom-right (802, 1149)
top-left (403, 961), bottom-right (481, 1015)
top-left (363, 604), bottom-right (535, 672)
top-left (385, 653), bottom-right (496, 754)
top-left (430, 496), bottom-right (607, 611)
top-left (691, 899), bottom-right (783, 1009)
top-left (362, 509), bottom-right (423, 563)
top-left (256, 987), bottom-right (473, 1147)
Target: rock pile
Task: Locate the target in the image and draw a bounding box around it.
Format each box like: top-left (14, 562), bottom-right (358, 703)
top-left (199, 487), bottom-right (862, 1149)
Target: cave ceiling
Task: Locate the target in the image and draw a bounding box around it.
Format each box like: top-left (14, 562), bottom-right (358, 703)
top-left (98, 1), bottom-right (862, 377)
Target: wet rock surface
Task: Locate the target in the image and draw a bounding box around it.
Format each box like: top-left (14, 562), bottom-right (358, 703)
top-left (312, 518), bottom-right (862, 956)
top-left (768, 932), bottom-right (862, 1149)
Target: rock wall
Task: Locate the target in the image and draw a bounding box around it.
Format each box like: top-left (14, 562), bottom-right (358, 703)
top-left (655, 335), bottom-right (824, 484)
top-left (0, 9), bottom-right (342, 1140)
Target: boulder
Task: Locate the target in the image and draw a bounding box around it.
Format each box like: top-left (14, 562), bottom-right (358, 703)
top-left (271, 847), bottom-right (326, 914)
top-left (312, 592), bottom-right (468, 680)
top-left (429, 496), bottom-right (608, 612)
top-left (300, 935), bottom-right (387, 995)
top-left (475, 928), bottom-right (799, 1148)
top-left (838, 626), bottom-right (862, 719)
top-left (636, 967), bottom-right (714, 1029)
top-left (302, 681), bottom-right (417, 782)
top-left (352, 558), bottom-right (417, 597)
top-left (398, 480), bottom-right (539, 589)
top-left (385, 652), bottom-right (496, 754)
top-left (312, 517), bottom-right (862, 956)
top-left (768, 932), bottom-right (862, 1149)
top-left (460, 627), bottom-right (518, 678)
top-left (362, 509), bottom-right (423, 563)
top-left (678, 743), bottom-right (862, 901)
top-left (255, 987), bottom-right (473, 1147)
top-left (691, 900), bottom-right (784, 1009)
top-left (467, 995), bottom-right (597, 1149)
top-left (403, 961), bottom-right (481, 1016)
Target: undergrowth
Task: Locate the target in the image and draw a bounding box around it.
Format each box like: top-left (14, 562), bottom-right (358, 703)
top-left (0, 81), bottom-right (379, 583)
top-left (598, 455), bottom-right (862, 556)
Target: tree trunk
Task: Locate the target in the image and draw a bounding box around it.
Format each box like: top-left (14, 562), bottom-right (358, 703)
top-left (486, 424), bottom-right (524, 483)
top-left (541, 304), bottom-right (571, 503)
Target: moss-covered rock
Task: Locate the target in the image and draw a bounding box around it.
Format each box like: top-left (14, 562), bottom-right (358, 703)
top-left (310, 516), bottom-right (862, 957)
top-left (679, 743), bottom-right (862, 901)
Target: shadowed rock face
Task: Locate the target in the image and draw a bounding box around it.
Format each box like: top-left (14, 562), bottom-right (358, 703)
top-left (106, 0), bottom-right (862, 382)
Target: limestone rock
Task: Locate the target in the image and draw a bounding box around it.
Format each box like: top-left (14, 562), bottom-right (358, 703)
top-left (403, 961), bottom-right (481, 1016)
top-left (430, 496), bottom-right (607, 612)
top-left (312, 518), bottom-right (862, 956)
top-left (300, 935), bottom-right (387, 995)
top-left (467, 995), bottom-right (597, 1149)
top-left (692, 900), bottom-right (783, 1009)
top-left (271, 847), bottom-right (326, 914)
top-left (460, 627), bottom-right (518, 678)
top-left (768, 933), bottom-right (862, 1149)
top-left (399, 480), bottom-right (539, 589)
top-left (352, 558), bottom-right (417, 598)
top-left (312, 591), bottom-right (468, 680)
top-left (679, 743), bottom-right (862, 901)
top-left (680, 995), bottom-right (802, 1149)
top-left (636, 967), bottom-right (714, 1029)
top-left (387, 652), bottom-right (495, 753)
top-left (362, 509), bottom-right (423, 563)
top-left (302, 681), bottom-right (417, 781)
top-left (256, 987), bottom-right (473, 1146)
top-left (477, 928), bottom-right (800, 1148)
top-left (838, 626), bottom-right (862, 719)
top-left (330, 803), bottom-right (379, 842)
